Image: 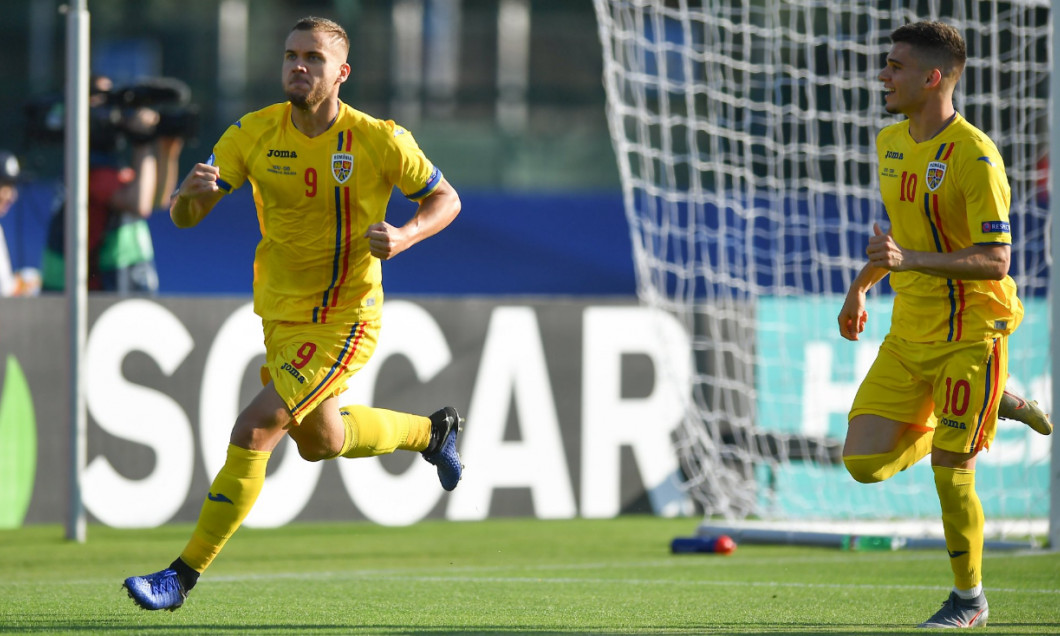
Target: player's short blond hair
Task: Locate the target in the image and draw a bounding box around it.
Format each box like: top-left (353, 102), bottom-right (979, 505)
top-left (291, 16), bottom-right (350, 60)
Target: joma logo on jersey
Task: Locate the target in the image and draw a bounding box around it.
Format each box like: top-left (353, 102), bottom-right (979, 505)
top-left (885, 150), bottom-right (904, 160)
top-left (940, 417), bottom-right (966, 430)
top-left (267, 149), bottom-right (298, 158)
top-left (926, 161), bottom-right (947, 191)
top-left (332, 152), bottom-right (354, 183)
top-left (280, 362), bottom-right (307, 384)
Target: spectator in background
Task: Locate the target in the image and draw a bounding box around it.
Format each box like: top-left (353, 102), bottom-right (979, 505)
top-left (0, 151), bottom-right (40, 296)
top-left (41, 75), bottom-right (184, 293)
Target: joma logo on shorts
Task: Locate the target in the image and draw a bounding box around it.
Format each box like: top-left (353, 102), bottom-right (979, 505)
top-left (940, 417), bottom-right (966, 430)
top-left (267, 149), bottom-right (298, 158)
top-left (280, 362), bottom-right (306, 384)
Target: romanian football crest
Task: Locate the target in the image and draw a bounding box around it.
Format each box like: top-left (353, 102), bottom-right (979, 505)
top-left (925, 160), bottom-right (947, 191)
top-left (331, 153), bottom-right (354, 184)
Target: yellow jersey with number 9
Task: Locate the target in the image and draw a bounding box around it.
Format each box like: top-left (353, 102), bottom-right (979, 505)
top-left (209, 101), bottom-right (442, 324)
top-left (875, 113), bottom-right (1022, 343)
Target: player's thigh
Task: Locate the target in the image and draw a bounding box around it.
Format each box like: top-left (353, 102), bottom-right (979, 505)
top-left (231, 381), bottom-right (298, 451)
top-left (929, 337), bottom-right (1005, 455)
top-left (848, 336), bottom-right (934, 441)
top-left (287, 394), bottom-right (347, 460)
top-left (844, 413), bottom-right (914, 456)
top-left (261, 319), bottom-right (379, 425)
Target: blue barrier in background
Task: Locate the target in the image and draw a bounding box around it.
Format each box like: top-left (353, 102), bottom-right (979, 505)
top-left (1, 182), bottom-right (637, 296)
top-left (4, 179), bottom-right (1046, 298)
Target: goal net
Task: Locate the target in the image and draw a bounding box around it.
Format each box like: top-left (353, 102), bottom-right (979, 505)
top-left (593, 0), bottom-right (1051, 536)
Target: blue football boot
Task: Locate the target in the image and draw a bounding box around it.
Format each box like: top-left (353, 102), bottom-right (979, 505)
top-left (123, 568), bottom-right (187, 611)
top-left (422, 407), bottom-right (464, 491)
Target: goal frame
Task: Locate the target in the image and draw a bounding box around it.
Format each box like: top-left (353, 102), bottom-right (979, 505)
top-left (1048, 0), bottom-right (1059, 550)
top-left (594, 0), bottom-right (1057, 542)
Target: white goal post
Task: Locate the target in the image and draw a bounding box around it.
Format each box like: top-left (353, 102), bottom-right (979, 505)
top-left (593, 0), bottom-right (1054, 540)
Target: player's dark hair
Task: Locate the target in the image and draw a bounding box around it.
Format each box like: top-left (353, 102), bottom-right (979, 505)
top-left (291, 16), bottom-right (350, 59)
top-left (891, 21), bottom-right (967, 78)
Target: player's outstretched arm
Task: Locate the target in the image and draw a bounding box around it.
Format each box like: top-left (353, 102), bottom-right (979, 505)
top-left (170, 163), bottom-right (225, 229)
top-left (364, 177), bottom-right (461, 260)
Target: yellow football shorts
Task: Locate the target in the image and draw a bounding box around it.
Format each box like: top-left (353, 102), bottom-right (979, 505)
top-left (259, 318), bottom-right (379, 424)
top-left (849, 334), bottom-right (1007, 454)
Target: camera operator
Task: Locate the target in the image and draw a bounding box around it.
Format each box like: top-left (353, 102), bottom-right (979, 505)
top-left (41, 74), bottom-right (186, 293)
top-left (0, 150), bottom-right (41, 297)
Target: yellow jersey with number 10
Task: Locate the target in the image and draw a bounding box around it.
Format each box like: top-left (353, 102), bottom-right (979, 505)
top-left (875, 113), bottom-right (1023, 343)
top-left (209, 101), bottom-right (442, 324)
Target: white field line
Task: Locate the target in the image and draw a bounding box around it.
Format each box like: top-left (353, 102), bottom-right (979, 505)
top-left (205, 572), bottom-right (1060, 596)
top-left (4, 555), bottom-right (1059, 596)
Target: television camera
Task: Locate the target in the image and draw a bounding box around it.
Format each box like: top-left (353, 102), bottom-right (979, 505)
top-left (25, 77), bottom-right (199, 153)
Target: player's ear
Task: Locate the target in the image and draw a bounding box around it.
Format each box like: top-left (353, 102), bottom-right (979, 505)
top-left (337, 63), bottom-right (351, 85)
top-left (925, 68), bottom-right (942, 88)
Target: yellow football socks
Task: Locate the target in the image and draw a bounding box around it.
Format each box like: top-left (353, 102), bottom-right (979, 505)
top-left (179, 444), bottom-right (270, 573)
top-left (843, 426), bottom-right (933, 483)
top-left (338, 405), bottom-right (431, 458)
top-left (933, 465), bottom-right (983, 590)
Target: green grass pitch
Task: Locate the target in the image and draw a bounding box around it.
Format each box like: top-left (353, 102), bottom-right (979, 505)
top-left (0, 516), bottom-right (1057, 634)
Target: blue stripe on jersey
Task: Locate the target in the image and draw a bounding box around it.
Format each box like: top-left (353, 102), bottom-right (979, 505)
top-left (318, 187), bottom-right (344, 315)
top-left (406, 166), bottom-right (442, 200)
top-left (291, 322), bottom-right (363, 415)
top-left (329, 186), bottom-right (344, 290)
top-left (934, 143), bottom-right (947, 160)
top-left (336, 131), bottom-right (344, 152)
top-left (923, 192), bottom-right (957, 341)
top-left (921, 192), bottom-right (944, 252)
top-left (970, 342), bottom-right (994, 452)
top-left (945, 280), bottom-right (958, 342)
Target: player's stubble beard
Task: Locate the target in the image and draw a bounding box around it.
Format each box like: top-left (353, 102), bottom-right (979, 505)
top-left (285, 76), bottom-right (330, 111)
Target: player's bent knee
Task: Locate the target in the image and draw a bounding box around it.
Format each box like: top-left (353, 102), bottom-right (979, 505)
top-left (296, 447), bottom-right (330, 462)
top-left (295, 440), bottom-right (339, 462)
top-left (843, 454), bottom-right (888, 483)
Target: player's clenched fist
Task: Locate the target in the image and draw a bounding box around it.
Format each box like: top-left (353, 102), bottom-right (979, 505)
top-left (865, 222), bottom-right (905, 271)
top-left (177, 163), bottom-right (221, 197)
top-left (170, 163), bottom-right (225, 228)
top-left (364, 221), bottom-right (409, 261)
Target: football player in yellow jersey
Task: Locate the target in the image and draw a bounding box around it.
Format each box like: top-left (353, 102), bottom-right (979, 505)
top-left (837, 21), bottom-right (1049, 629)
top-left (124, 16), bottom-right (464, 611)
